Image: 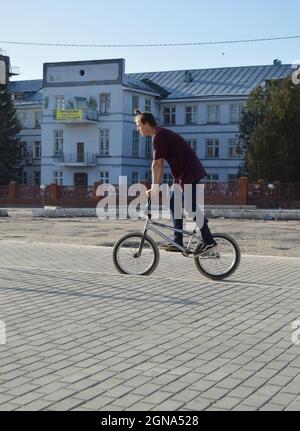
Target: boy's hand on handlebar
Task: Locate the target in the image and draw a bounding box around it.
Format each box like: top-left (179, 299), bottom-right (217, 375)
top-left (146, 185), bottom-right (159, 198)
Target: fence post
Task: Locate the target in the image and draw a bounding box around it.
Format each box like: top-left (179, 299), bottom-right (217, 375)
top-left (48, 183), bottom-right (60, 206)
top-left (8, 181), bottom-right (17, 205)
top-left (93, 182), bottom-right (102, 205)
top-left (238, 177), bottom-right (248, 206)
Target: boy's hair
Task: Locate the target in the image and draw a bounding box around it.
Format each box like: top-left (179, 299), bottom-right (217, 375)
top-left (135, 109), bottom-right (157, 127)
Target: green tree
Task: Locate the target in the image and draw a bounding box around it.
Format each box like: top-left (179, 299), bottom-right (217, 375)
top-left (238, 77), bottom-right (300, 182)
top-left (0, 85), bottom-right (22, 185)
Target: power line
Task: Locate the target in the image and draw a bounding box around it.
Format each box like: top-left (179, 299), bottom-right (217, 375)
top-left (0, 35), bottom-right (300, 48)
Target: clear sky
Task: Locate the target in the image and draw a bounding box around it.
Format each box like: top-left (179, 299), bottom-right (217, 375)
top-left (1, 0), bottom-right (299, 80)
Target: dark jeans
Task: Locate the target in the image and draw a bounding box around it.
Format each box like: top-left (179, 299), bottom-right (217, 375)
top-left (169, 179), bottom-right (214, 246)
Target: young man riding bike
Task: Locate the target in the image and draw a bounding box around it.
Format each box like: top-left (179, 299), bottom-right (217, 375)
top-left (135, 110), bottom-right (216, 253)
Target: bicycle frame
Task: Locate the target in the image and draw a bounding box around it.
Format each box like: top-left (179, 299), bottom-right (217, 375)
top-left (137, 208), bottom-right (203, 256)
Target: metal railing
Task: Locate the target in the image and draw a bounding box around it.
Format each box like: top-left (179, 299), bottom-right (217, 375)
top-left (53, 152), bottom-right (97, 165)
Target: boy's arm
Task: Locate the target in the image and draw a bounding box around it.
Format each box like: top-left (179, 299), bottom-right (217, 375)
top-left (147, 158), bottom-right (164, 197)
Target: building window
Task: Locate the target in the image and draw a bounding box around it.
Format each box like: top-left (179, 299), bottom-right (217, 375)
top-left (74, 97), bottom-right (85, 110)
top-left (228, 138), bottom-right (240, 158)
top-left (54, 171), bottom-right (63, 185)
top-left (22, 171), bottom-right (27, 185)
top-left (206, 174), bottom-right (219, 182)
top-left (34, 141), bottom-right (41, 159)
top-left (132, 130), bottom-right (140, 157)
top-left (228, 174), bottom-right (238, 181)
top-left (145, 99), bottom-right (151, 112)
top-left (132, 171), bottom-right (140, 185)
top-left (186, 139), bottom-right (197, 155)
top-left (145, 136), bottom-right (152, 159)
top-left (56, 96), bottom-right (65, 111)
top-left (185, 106), bottom-right (198, 124)
top-left (206, 140), bottom-right (219, 158)
top-left (132, 95), bottom-right (139, 114)
top-left (34, 112), bottom-right (42, 128)
top-left (99, 129), bottom-right (110, 156)
top-left (54, 130), bottom-right (64, 155)
top-left (207, 104), bottom-right (220, 124)
top-left (100, 93), bottom-right (111, 114)
top-left (18, 112), bottom-right (27, 127)
top-left (163, 172), bottom-right (173, 186)
top-left (20, 142), bottom-right (28, 157)
top-left (163, 106), bottom-right (176, 125)
top-left (33, 171), bottom-right (41, 186)
top-left (100, 171), bottom-right (110, 184)
top-left (229, 104), bottom-right (243, 123)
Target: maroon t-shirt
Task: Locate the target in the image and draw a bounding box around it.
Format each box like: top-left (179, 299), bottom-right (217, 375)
top-left (152, 127), bottom-right (207, 186)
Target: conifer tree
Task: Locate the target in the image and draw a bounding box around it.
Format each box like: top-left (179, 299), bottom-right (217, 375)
top-left (0, 85), bottom-right (22, 184)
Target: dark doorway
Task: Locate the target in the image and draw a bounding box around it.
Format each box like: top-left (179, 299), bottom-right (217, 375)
top-left (74, 173), bottom-right (88, 186)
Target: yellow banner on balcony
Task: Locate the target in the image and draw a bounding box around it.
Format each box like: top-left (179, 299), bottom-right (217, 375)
top-left (56, 110), bottom-right (83, 120)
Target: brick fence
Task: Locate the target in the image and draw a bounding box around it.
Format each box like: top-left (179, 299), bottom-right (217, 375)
top-left (0, 178), bottom-right (299, 209)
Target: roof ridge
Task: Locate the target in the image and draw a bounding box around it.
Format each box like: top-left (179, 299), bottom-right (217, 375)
top-left (126, 63), bottom-right (292, 76)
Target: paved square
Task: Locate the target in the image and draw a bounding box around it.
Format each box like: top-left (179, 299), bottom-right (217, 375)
top-left (0, 240), bottom-right (300, 411)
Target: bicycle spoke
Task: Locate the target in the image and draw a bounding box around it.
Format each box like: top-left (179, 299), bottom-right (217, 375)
top-left (116, 236), bottom-right (156, 275)
top-left (194, 234), bottom-right (240, 279)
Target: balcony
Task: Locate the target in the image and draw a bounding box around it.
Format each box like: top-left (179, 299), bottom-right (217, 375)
top-left (53, 152), bottom-right (98, 167)
top-left (53, 109), bottom-right (99, 124)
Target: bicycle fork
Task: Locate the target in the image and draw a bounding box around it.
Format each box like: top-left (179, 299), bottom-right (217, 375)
top-left (134, 220), bottom-right (150, 258)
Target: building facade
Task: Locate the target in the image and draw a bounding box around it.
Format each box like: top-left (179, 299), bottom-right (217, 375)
top-left (9, 59), bottom-right (292, 186)
top-left (10, 80), bottom-right (43, 186)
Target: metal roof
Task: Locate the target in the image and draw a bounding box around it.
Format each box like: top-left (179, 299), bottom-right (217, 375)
top-left (22, 90), bottom-right (43, 104)
top-left (123, 76), bottom-right (159, 94)
top-left (9, 79), bottom-right (43, 93)
top-left (8, 64), bottom-right (293, 102)
top-left (127, 64), bottom-right (292, 99)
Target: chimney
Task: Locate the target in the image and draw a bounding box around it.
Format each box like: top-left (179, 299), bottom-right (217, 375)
top-left (184, 71), bottom-right (193, 83)
top-left (273, 59), bottom-right (282, 65)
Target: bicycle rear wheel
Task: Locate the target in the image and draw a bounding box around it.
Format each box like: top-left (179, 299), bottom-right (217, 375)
top-left (194, 233), bottom-right (241, 280)
top-left (113, 232), bottom-right (160, 276)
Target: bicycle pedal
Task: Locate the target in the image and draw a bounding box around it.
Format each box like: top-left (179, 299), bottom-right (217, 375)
top-left (182, 252), bottom-right (193, 258)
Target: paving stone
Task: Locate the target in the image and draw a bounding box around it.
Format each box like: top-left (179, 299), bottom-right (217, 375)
top-left (184, 397), bottom-right (213, 411)
top-left (259, 403), bottom-right (284, 411)
top-left (1, 241), bottom-right (300, 412)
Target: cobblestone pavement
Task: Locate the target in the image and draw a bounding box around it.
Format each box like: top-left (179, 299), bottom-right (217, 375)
top-left (0, 240), bottom-right (300, 411)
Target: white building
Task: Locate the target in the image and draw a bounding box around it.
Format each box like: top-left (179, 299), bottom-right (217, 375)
top-left (9, 58), bottom-right (292, 186)
top-left (9, 80), bottom-right (43, 185)
top-left (41, 58), bottom-right (158, 186)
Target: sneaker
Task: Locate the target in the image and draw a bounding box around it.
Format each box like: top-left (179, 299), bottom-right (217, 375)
top-left (160, 243), bottom-right (183, 252)
top-left (200, 241), bottom-right (217, 253)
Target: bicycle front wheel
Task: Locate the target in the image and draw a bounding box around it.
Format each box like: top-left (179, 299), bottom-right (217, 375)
top-left (194, 233), bottom-right (241, 280)
top-left (113, 232), bottom-right (160, 276)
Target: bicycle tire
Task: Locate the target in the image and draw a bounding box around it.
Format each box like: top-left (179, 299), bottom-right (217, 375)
top-left (113, 231), bottom-right (160, 276)
top-left (193, 233), bottom-right (241, 280)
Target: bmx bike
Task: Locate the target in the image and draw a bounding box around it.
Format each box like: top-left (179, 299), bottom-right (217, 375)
top-left (113, 200), bottom-right (241, 280)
